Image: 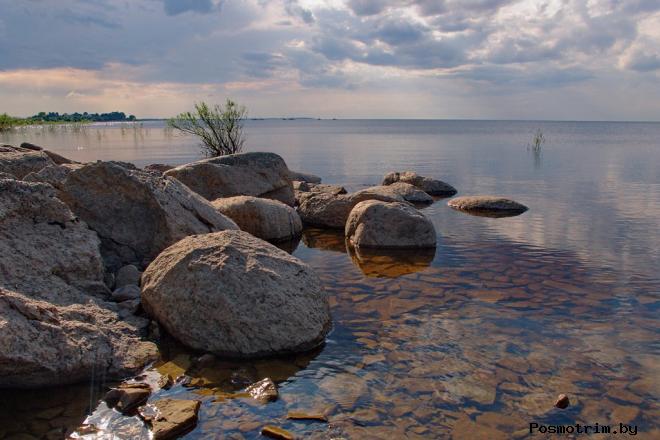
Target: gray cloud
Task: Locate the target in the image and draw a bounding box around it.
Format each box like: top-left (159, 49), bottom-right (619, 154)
top-left (162, 0), bottom-right (215, 16)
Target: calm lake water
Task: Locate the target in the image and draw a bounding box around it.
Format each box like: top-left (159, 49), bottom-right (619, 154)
top-left (1, 120), bottom-right (659, 439)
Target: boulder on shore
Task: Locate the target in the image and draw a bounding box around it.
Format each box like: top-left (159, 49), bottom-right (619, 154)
top-left (288, 170), bottom-right (322, 184)
top-left (0, 144), bottom-right (55, 178)
top-left (447, 196), bottom-right (528, 216)
top-left (297, 189), bottom-right (404, 229)
top-left (382, 171), bottom-right (457, 196)
top-left (0, 288), bottom-right (158, 388)
top-left (211, 196), bottom-right (302, 242)
top-left (144, 163), bottom-right (175, 175)
top-left (0, 179), bottom-right (157, 387)
top-left (345, 200), bottom-right (436, 248)
top-left (55, 161), bottom-right (238, 269)
top-left (165, 152), bottom-right (295, 206)
top-left (141, 230), bottom-right (331, 358)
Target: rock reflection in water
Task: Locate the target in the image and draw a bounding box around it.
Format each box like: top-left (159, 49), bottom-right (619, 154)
top-left (301, 227), bottom-right (347, 253)
top-left (347, 246), bottom-right (435, 278)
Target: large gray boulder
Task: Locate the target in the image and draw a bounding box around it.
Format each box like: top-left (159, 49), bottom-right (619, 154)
top-left (0, 288), bottom-right (158, 388)
top-left (0, 144), bottom-right (55, 178)
top-left (165, 152), bottom-right (295, 206)
top-left (211, 196), bottom-right (302, 242)
top-left (297, 189), bottom-right (404, 229)
top-left (0, 180), bottom-right (157, 387)
top-left (141, 230), bottom-right (331, 358)
top-left (447, 196), bottom-right (528, 216)
top-left (345, 200), bottom-right (436, 248)
top-left (382, 171), bottom-right (457, 196)
top-left (55, 161), bottom-right (238, 269)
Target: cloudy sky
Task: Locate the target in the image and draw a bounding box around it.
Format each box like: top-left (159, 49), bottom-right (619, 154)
top-left (1, 0), bottom-right (659, 119)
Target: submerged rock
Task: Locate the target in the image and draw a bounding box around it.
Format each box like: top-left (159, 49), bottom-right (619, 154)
top-left (246, 378), bottom-right (278, 403)
top-left (0, 144), bottom-right (55, 178)
top-left (289, 170), bottom-right (322, 183)
top-left (554, 394), bottom-right (570, 409)
top-left (56, 161), bottom-right (238, 269)
top-left (345, 200), bottom-right (436, 248)
top-left (382, 170), bottom-right (457, 196)
top-left (212, 196), bottom-right (302, 242)
top-left (261, 426), bottom-right (295, 440)
top-left (165, 152), bottom-right (295, 206)
top-left (141, 230), bottom-right (331, 358)
top-left (447, 196), bottom-right (528, 216)
top-left (297, 190), bottom-right (403, 229)
top-left (140, 399), bottom-right (201, 440)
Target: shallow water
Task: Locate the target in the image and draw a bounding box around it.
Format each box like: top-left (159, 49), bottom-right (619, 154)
top-left (1, 120), bottom-right (658, 438)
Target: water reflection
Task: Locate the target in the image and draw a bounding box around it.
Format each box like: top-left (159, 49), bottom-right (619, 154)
top-left (347, 246), bottom-right (435, 278)
top-left (301, 228), bottom-right (347, 254)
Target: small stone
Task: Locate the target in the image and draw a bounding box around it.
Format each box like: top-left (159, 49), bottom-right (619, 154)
top-left (116, 264), bottom-right (142, 288)
top-left (104, 383), bottom-right (151, 414)
top-left (158, 374), bottom-right (174, 390)
top-left (286, 412), bottom-right (328, 422)
top-left (112, 285), bottom-right (141, 302)
top-left (261, 425), bottom-right (295, 440)
top-left (117, 298), bottom-right (141, 317)
top-left (555, 394), bottom-right (570, 409)
top-left (246, 378), bottom-right (278, 403)
top-left (141, 399), bottom-right (201, 440)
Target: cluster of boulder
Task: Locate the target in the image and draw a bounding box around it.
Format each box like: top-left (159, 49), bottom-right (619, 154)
top-left (1, 140), bottom-right (528, 436)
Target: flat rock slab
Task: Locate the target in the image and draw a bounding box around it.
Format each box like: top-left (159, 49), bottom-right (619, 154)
top-left (141, 399), bottom-right (201, 440)
top-left (261, 426), bottom-right (295, 440)
top-left (447, 196), bottom-right (528, 216)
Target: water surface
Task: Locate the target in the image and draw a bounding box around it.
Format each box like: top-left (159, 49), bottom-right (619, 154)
top-left (1, 120), bottom-right (658, 438)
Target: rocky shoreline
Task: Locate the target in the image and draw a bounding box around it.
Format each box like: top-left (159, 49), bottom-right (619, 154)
top-left (0, 142), bottom-right (528, 438)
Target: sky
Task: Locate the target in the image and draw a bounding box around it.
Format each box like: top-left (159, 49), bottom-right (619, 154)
top-left (0, 0), bottom-right (659, 120)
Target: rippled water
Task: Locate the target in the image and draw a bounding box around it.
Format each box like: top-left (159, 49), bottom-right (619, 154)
top-left (1, 120), bottom-right (658, 439)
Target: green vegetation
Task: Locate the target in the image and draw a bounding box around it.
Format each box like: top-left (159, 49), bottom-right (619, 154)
top-left (0, 111), bottom-right (136, 132)
top-left (28, 111), bottom-right (136, 123)
top-left (168, 100), bottom-right (247, 157)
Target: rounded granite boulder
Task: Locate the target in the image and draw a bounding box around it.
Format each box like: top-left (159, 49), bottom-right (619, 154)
top-left (141, 230), bottom-right (331, 358)
top-left (345, 200), bottom-right (436, 248)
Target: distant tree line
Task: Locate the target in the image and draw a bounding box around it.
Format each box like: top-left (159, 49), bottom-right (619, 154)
top-left (27, 111), bottom-right (137, 122)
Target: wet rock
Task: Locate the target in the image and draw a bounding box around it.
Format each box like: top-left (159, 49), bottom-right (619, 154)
top-left (141, 230), bottom-right (331, 358)
top-left (286, 412), bottom-right (328, 422)
top-left (345, 200), bottom-right (436, 248)
top-left (116, 264), bottom-right (142, 288)
top-left (289, 170), bottom-right (322, 183)
top-left (158, 374), bottom-right (174, 390)
top-left (382, 171), bottom-right (457, 196)
top-left (0, 144), bottom-right (55, 178)
top-left (261, 426), bottom-right (295, 440)
top-left (447, 196), bottom-right (528, 216)
top-left (56, 161), bottom-right (238, 269)
top-left (212, 196), bottom-right (302, 242)
top-left (246, 378), bottom-right (278, 403)
top-left (195, 353), bottom-right (217, 366)
top-left (554, 393), bottom-right (570, 409)
top-left (297, 190), bottom-right (403, 229)
top-left (140, 399), bottom-right (201, 440)
top-left (144, 163), bottom-right (174, 175)
top-left (104, 383), bottom-right (151, 414)
top-left (165, 152), bottom-right (295, 206)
